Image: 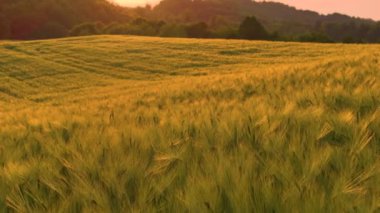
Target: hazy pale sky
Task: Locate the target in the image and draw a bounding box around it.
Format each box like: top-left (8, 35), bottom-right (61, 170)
top-left (266, 0), bottom-right (380, 20)
top-left (112, 0), bottom-right (380, 20)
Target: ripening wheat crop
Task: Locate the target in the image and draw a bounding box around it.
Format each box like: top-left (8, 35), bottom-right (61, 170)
top-left (0, 35), bottom-right (379, 212)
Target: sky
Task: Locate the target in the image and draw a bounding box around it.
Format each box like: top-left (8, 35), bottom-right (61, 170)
top-left (112, 0), bottom-right (380, 21)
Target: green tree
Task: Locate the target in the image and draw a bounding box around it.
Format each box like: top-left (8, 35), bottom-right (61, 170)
top-left (69, 23), bottom-right (100, 36)
top-left (298, 32), bottom-right (333, 43)
top-left (239, 16), bottom-right (268, 40)
top-left (0, 18), bottom-right (11, 39)
top-left (159, 24), bottom-right (187, 37)
top-left (30, 22), bottom-right (68, 39)
top-left (186, 22), bottom-right (209, 38)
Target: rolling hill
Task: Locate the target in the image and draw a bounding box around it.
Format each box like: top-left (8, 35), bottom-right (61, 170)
top-left (0, 0), bottom-right (130, 39)
top-left (0, 36), bottom-right (380, 211)
top-left (1, 0), bottom-right (380, 42)
top-left (152, 0), bottom-right (378, 36)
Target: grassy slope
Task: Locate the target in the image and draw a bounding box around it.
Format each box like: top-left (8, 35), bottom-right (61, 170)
top-left (0, 35), bottom-right (379, 212)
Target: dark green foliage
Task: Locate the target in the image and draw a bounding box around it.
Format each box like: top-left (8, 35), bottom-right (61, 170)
top-left (103, 19), bottom-right (163, 36)
top-left (186, 22), bottom-right (210, 38)
top-left (239, 16), bottom-right (269, 40)
top-left (70, 23), bottom-right (101, 37)
top-left (103, 23), bottom-right (128, 35)
top-left (0, 0), bottom-right (380, 43)
top-left (159, 24), bottom-right (187, 37)
top-left (342, 36), bottom-right (361, 44)
top-left (0, 0), bottom-right (129, 39)
top-left (152, 0), bottom-right (380, 43)
top-left (212, 27), bottom-right (239, 39)
top-left (30, 22), bottom-right (68, 39)
top-left (298, 33), bottom-right (333, 43)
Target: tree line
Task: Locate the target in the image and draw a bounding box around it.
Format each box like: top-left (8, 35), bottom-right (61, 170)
top-left (68, 16), bottom-right (380, 43)
top-left (1, 0), bottom-right (379, 43)
top-left (68, 16), bottom-right (272, 40)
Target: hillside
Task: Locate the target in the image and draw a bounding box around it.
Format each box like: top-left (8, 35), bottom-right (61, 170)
top-left (1, 0), bottom-right (380, 42)
top-left (0, 0), bottom-right (130, 39)
top-left (0, 36), bottom-right (380, 211)
top-left (154, 0), bottom-right (367, 24)
top-left (152, 0), bottom-right (379, 38)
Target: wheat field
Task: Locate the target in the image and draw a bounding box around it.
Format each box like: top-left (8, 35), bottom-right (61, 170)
top-left (0, 35), bottom-right (379, 212)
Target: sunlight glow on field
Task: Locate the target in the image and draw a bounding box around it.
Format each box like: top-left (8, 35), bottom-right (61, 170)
top-left (0, 35), bottom-right (379, 212)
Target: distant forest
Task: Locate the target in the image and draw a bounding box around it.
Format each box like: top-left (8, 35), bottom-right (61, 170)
top-left (1, 0), bottom-right (380, 43)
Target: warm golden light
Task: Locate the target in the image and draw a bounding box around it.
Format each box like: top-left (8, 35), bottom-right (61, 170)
top-left (113, 0), bottom-right (380, 20)
top-left (267, 0), bottom-right (380, 20)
